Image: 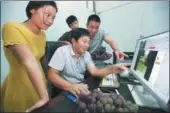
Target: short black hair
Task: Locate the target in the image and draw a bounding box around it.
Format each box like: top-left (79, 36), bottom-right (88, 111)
top-left (26, 1), bottom-right (58, 19)
top-left (70, 28), bottom-right (90, 42)
top-left (87, 14), bottom-right (100, 24)
top-left (66, 15), bottom-right (78, 27)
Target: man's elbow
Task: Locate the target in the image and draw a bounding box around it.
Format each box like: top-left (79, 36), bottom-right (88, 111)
top-left (87, 66), bottom-right (99, 77)
top-left (89, 69), bottom-right (99, 77)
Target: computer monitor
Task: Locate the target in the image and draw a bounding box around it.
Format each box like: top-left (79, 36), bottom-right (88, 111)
top-left (130, 31), bottom-right (169, 111)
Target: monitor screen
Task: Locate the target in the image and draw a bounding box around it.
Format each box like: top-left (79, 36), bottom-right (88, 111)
top-left (130, 31), bottom-right (169, 108)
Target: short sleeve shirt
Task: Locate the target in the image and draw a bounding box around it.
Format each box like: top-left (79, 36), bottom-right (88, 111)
top-left (48, 45), bottom-right (95, 83)
top-left (88, 30), bottom-right (108, 53)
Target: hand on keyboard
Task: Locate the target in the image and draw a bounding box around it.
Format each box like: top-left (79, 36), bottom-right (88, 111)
top-left (120, 67), bottom-right (129, 77)
top-left (112, 63), bottom-right (131, 74)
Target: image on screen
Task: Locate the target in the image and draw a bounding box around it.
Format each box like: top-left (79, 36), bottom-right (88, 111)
top-left (131, 31), bottom-right (169, 107)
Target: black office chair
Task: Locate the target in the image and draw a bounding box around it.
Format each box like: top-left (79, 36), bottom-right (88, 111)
top-left (40, 41), bottom-right (65, 98)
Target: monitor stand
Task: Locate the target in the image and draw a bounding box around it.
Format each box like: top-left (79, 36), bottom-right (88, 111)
top-left (127, 84), bottom-right (161, 109)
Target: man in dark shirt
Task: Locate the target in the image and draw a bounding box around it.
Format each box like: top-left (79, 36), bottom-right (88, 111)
top-left (58, 15), bottom-right (79, 44)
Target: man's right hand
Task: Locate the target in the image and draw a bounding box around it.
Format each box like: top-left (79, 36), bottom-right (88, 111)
top-left (111, 63), bottom-right (131, 74)
top-left (67, 84), bottom-right (90, 98)
top-left (115, 49), bottom-right (129, 60)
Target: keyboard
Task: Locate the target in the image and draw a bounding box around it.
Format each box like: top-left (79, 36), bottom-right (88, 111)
top-left (99, 73), bottom-right (120, 88)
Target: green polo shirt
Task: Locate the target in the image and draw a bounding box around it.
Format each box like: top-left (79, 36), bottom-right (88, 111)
top-left (88, 30), bottom-right (108, 53)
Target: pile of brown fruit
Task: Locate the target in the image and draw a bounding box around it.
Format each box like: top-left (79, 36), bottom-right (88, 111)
top-left (76, 89), bottom-right (139, 113)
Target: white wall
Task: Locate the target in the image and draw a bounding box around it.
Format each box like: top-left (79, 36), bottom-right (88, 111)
top-left (46, 1), bottom-right (94, 41)
top-left (1, 1), bottom-right (93, 84)
top-left (96, 1), bottom-right (169, 53)
top-left (96, 1), bottom-right (134, 13)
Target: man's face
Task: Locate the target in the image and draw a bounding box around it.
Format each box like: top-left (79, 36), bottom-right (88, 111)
top-left (70, 21), bottom-right (79, 30)
top-left (87, 21), bottom-right (100, 39)
top-left (72, 36), bottom-right (90, 55)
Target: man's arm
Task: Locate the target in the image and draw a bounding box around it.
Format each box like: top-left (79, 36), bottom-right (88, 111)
top-left (104, 35), bottom-right (120, 51)
top-left (47, 67), bottom-right (89, 97)
top-left (48, 67), bottom-right (72, 91)
top-left (104, 36), bottom-right (128, 60)
top-left (58, 31), bottom-right (72, 44)
top-left (87, 63), bottom-right (131, 77)
top-left (58, 40), bottom-right (71, 45)
top-left (87, 65), bottom-right (113, 77)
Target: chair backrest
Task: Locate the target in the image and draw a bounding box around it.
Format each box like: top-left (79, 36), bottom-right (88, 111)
top-left (40, 41), bottom-right (66, 98)
top-left (41, 41), bottom-right (65, 76)
top-left (45, 41), bottom-right (63, 62)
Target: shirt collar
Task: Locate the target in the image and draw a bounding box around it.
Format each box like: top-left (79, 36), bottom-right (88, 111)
top-left (69, 45), bottom-right (85, 57)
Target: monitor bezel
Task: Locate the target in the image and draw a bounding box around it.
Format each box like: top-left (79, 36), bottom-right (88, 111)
top-left (130, 31), bottom-right (169, 111)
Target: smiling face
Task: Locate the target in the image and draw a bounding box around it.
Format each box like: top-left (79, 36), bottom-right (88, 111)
top-left (72, 36), bottom-right (90, 55)
top-left (87, 21), bottom-right (100, 39)
top-left (30, 5), bottom-right (56, 30)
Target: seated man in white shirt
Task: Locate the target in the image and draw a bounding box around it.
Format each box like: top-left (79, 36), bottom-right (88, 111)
top-left (48, 28), bottom-right (130, 98)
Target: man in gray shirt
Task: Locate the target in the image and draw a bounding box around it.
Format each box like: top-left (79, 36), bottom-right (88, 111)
top-left (87, 14), bottom-right (128, 60)
top-left (48, 28), bottom-right (130, 97)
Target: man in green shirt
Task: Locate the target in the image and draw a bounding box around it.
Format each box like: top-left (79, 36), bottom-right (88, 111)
top-left (86, 14), bottom-right (128, 61)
